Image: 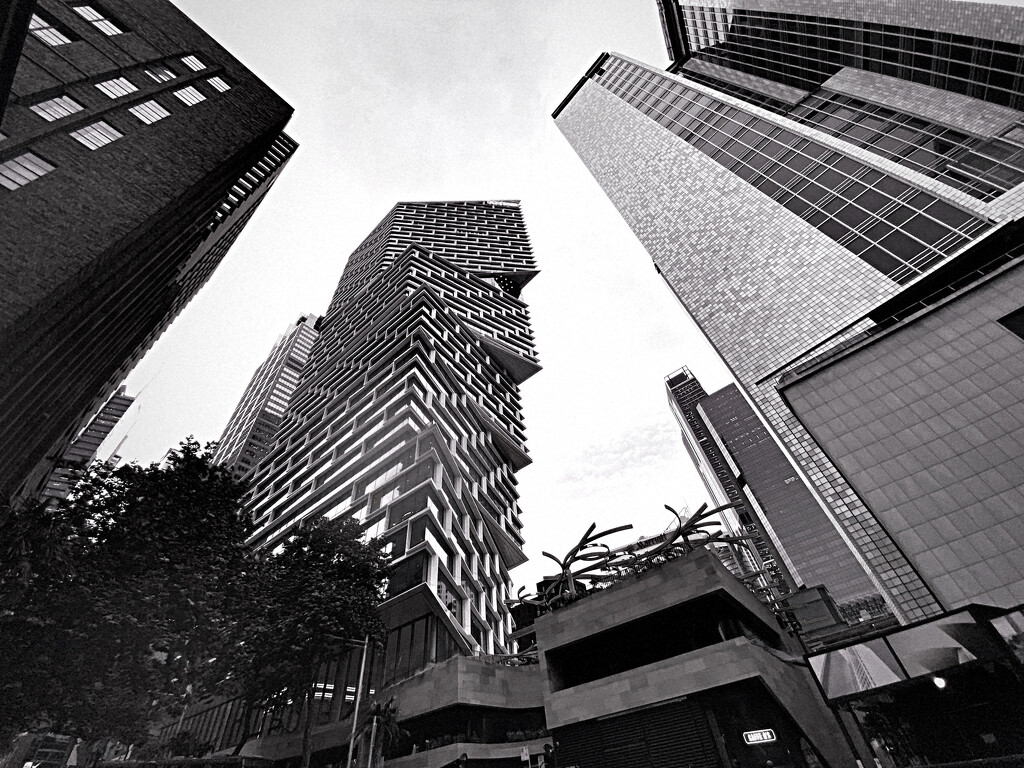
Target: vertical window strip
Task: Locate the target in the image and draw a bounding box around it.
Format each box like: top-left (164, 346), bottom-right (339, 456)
top-left (29, 14), bottom-right (72, 46)
top-left (30, 96), bottom-right (84, 121)
top-left (173, 86), bottom-right (206, 106)
top-left (69, 121), bottom-right (123, 150)
top-left (207, 77), bottom-right (230, 93)
top-left (181, 55), bottom-right (205, 72)
top-left (0, 153), bottom-right (55, 190)
top-left (129, 100), bottom-right (170, 124)
top-left (96, 77), bottom-right (138, 98)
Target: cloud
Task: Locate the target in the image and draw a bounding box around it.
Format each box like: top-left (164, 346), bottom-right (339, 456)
top-left (557, 421), bottom-right (681, 485)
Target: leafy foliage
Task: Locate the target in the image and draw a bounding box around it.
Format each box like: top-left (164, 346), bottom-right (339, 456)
top-left (223, 516), bottom-right (389, 768)
top-left (0, 439), bottom-right (250, 743)
top-left (1, 439), bottom-right (390, 765)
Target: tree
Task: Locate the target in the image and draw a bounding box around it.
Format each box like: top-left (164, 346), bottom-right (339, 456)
top-left (224, 517), bottom-right (389, 768)
top-left (0, 439), bottom-right (251, 743)
top-left (0, 494), bottom-right (82, 614)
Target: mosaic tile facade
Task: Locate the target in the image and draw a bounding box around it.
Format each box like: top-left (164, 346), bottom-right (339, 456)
top-left (783, 260), bottom-right (1024, 610)
top-left (556, 0), bottom-right (1024, 624)
top-left (558, 82), bottom-right (900, 387)
top-left (555, 82), bottom-right (940, 619)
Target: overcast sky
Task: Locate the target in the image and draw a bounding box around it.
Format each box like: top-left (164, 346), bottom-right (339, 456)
top-left (109, 0), bottom-right (736, 592)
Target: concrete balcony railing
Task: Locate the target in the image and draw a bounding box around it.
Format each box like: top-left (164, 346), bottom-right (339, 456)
top-left (383, 736), bottom-right (550, 768)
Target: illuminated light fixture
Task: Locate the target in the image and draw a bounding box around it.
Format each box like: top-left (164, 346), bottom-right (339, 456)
top-left (933, 676), bottom-right (947, 689)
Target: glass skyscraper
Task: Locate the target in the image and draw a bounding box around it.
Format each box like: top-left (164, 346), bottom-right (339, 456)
top-left (214, 314), bottom-right (320, 478)
top-left (555, 0), bottom-right (1024, 623)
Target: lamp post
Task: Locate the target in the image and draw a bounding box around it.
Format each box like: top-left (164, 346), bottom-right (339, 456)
top-left (366, 715), bottom-right (378, 768)
top-left (344, 636), bottom-right (370, 768)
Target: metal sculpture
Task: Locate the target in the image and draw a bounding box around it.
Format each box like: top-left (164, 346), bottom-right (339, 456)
top-left (507, 502), bottom-right (760, 614)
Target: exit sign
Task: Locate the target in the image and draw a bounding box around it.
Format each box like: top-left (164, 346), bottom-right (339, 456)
top-left (743, 729), bottom-right (777, 744)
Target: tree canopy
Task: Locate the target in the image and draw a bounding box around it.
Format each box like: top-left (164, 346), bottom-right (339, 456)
top-left (0, 439), bottom-right (251, 743)
top-left (1, 439), bottom-right (391, 767)
top-left (224, 516), bottom-right (390, 768)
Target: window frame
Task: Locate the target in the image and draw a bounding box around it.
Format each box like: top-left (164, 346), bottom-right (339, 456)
top-left (172, 86), bottom-right (207, 107)
top-left (70, 4), bottom-right (125, 36)
top-left (28, 12), bottom-right (75, 46)
top-left (69, 120), bottom-right (123, 150)
top-left (30, 95), bottom-right (85, 122)
top-left (128, 100), bottom-right (171, 125)
top-left (0, 152), bottom-right (56, 190)
top-left (180, 55), bottom-right (206, 72)
top-left (206, 76), bottom-right (230, 93)
top-left (95, 77), bottom-right (138, 99)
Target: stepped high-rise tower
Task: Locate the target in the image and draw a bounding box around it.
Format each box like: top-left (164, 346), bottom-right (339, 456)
top-left (246, 201), bottom-right (539, 682)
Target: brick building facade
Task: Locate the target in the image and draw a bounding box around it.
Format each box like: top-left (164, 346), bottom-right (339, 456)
top-left (0, 0), bottom-right (295, 499)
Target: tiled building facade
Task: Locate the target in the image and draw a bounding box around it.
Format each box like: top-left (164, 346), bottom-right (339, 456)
top-left (214, 314), bottom-right (320, 478)
top-left (246, 201), bottom-right (539, 676)
top-left (668, 367), bottom-right (893, 618)
top-left (0, 0), bottom-right (295, 501)
top-left (555, 0), bottom-right (1024, 623)
top-left (782, 255), bottom-right (1024, 610)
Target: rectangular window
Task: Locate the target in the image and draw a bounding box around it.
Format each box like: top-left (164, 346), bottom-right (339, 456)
top-left (180, 55), bottom-right (205, 71)
top-left (128, 100), bottom-right (170, 125)
top-left (95, 77), bottom-right (137, 98)
top-left (999, 307), bottom-right (1024, 340)
top-left (1004, 125), bottom-right (1024, 145)
top-left (30, 96), bottom-right (84, 121)
top-left (206, 76), bottom-right (230, 93)
top-left (0, 153), bottom-right (55, 190)
top-left (144, 66), bottom-right (175, 83)
top-left (173, 86), bottom-right (206, 106)
top-left (71, 4), bottom-right (123, 35)
top-left (69, 121), bottom-right (122, 150)
top-left (29, 13), bottom-right (73, 46)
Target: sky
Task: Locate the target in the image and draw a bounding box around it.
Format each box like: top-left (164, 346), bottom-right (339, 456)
top-left (107, 0), bottom-right (736, 593)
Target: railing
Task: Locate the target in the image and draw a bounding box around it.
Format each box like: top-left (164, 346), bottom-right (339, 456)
top-left (469, 651), bottom-right (538, 666)
top-left (97, 759), bottom-right (273, 768)
top-left (913, 758), bottom-right (1024, 768)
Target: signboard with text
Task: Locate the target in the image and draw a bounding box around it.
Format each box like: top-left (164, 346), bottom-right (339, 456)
top-left (743, 729), bottom-right (777, 744)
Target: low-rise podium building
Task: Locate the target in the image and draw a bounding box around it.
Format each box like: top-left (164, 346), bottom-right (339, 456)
top-left (534, 548), bottom-right (855, 768)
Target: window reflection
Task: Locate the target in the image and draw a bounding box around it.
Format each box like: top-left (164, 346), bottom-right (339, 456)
top-left (593, 55), bottom-right (992, 284)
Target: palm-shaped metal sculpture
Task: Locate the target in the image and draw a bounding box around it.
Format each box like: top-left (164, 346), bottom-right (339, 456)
top-left (355, 697), bottom-right (407, 768)
top-left (508, 502), bottom-right (760, 614)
